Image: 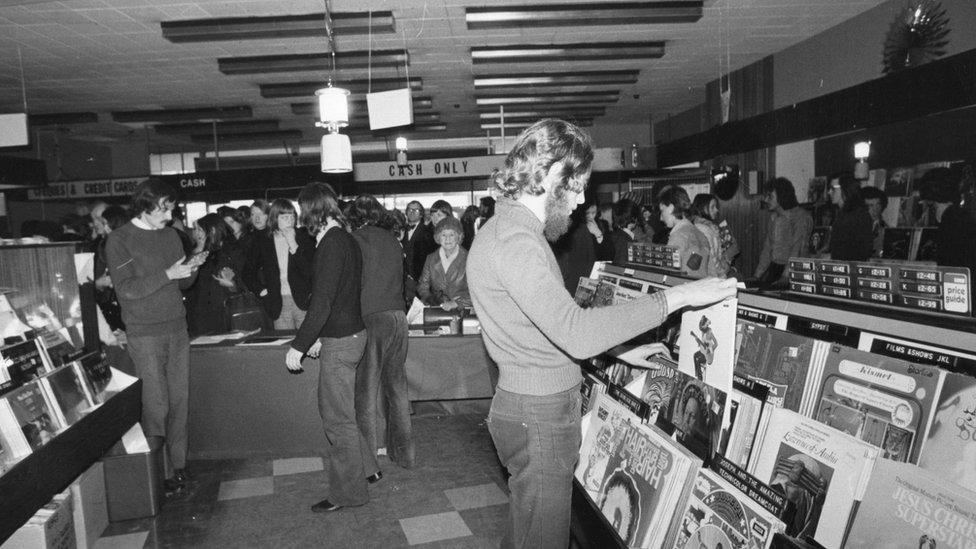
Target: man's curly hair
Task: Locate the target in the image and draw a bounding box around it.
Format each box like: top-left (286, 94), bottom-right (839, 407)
top-left (491, 119), bottom-right (594, 200)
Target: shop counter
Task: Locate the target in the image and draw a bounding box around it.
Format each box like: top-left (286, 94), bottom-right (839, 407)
top-left (186, 333), bottom-right (496, 459)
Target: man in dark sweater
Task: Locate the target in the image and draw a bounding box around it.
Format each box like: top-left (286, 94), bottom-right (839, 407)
top-left (467, 120), bottom-right (738, 549)
top-left (350, 195), bottom-right (414, 474)
top-left (106, 178), bottom-right (202, 492)
top-left (285, 182), bottom-right (371, 513)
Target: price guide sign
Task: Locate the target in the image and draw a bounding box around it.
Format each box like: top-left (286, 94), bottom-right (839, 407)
top-left (787, 258), bottom-right (971, 317)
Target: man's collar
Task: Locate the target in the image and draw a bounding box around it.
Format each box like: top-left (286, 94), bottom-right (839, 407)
top-left (132, 216), bottom-right (155, 230)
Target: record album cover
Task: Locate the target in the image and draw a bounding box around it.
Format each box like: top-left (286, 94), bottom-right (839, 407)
top-left (751, 408), bottom-right (878, 549)
top-left (734, 321), bottom-right (827, 415)
top-left (677, 298), bottom-right (738, 392)
top-left (594, 421), bottom-right (701, 549)
top-left (44, 365), bottom-right (94, 426)
top-left (917, 371), bottom-right (976, 494)
top-left (814, 345), bottom-right (944, 463)
top-left (656, 366), bottom-right (728, 465)
top-left (577, 392), bottom-right (640, 501)
top-left (5, 381), bottom-right (61, 450)
top-left (672, 468), bottom-right (785, 549)
top-left (846, 458), bottom-right (976, 548)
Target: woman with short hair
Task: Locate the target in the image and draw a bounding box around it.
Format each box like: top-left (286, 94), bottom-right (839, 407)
top-left (417, 216), bottom-right (471, 310)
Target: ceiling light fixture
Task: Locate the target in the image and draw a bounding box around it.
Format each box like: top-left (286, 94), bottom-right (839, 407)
top-left (473, 70), bottom-right (638, 88)
top-left (854, 141), bottom-right (871, 180)
top-left (261, 77), bottom-right (422, 98)
top-left (317, 2), bottom-right (353, 174)
top-left (396, 136), bottom-right (408, 167)
top-left (476, 91), bottom-right (619, 106)
top-left (465, 2), bottom-right (703, 29)
top-left (471, 42), bottom-right (665, 64)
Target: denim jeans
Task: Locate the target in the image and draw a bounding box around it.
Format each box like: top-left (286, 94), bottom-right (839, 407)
top-left (355, 310), bottom-right (413, 471)
top-left (317, 330), bottom-right (369, 506)
top-left (486, 385), bottom-right (582, 549)
top-left (127, 330), bottom-right (190, 474)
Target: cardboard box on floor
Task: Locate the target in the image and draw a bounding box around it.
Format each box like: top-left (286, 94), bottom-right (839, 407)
top-left (1, 491), bottom-right (76, 549)
top-left (100, 427), bottom-right (163, 522)
top-left (70, 462), bottom-right (107, 549)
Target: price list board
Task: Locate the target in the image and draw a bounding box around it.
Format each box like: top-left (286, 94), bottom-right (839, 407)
top-left (787, 258), bottom-right (971, 317)
top-left (626, 242), bottom-right (682, 271)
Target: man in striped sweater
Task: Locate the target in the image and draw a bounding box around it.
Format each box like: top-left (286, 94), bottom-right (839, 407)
top-left (467, 119), bottom-right (737, 549)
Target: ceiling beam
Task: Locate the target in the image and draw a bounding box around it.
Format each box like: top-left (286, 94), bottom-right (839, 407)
top-left (218, 50), bottom-right (407, 75)
top-left (261, 78), bottom-right (421, 99)
top-left (112, 106), bottom-right (252, 124)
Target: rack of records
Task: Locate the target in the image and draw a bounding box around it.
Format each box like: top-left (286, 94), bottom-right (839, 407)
top-left (569, 261), bottom-right (976, 549)
top-left (0, 337), bottom-right (140, 543)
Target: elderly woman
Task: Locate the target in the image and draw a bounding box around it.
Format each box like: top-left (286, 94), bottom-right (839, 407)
top-left (417, 216), bottom-right (470, 310)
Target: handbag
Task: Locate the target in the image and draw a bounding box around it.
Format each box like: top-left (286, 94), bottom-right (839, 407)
top-left (225, 291), bottom-right (267, 332)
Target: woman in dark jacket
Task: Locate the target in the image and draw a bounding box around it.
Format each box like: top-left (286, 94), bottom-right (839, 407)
top-left (829, 175), bottom-right (874, 261)
top-left (185, 213), bottom-right (245, 335)
top-left (284, 182), bottom-right (370, 513)
top-left (417, 216), bottom-right (470, 310)
top-left (242, 199), bottom-right (314, 330)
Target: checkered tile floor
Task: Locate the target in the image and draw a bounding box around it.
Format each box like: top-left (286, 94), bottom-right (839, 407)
top-left (96, 413), bottom-right (509, 548)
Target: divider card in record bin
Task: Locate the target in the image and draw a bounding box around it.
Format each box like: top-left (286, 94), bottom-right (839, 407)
top-left (626, 242), bottom-right (682, 271)
top-left (898, 267), bottom-right (970, 314)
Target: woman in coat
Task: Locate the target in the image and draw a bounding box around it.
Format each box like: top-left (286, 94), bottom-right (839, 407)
top-left (417, 216), bottom-right (470, 310)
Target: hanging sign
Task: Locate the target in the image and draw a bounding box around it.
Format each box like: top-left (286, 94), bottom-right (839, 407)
top-left (353, 155), bottom-right (506, 182)
top-left (26, 178), bottom-right (144, 201)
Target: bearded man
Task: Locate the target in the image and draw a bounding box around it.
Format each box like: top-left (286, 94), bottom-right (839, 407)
top-left (466, 119), bottom-right (738, 549)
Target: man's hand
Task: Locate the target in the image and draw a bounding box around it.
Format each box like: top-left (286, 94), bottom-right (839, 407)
top-left (307, 339), bottom-right (322, 358)
top-left (166, 257), bottom-right (195, 280)
top-left (285, 347), bottom-right (304, 372)
top-left (94, 274), bottom-right (113, 290)
top-left (440, 299), bottom-right (458, 311)
top-left (666, 277), bottom-right (738, 312)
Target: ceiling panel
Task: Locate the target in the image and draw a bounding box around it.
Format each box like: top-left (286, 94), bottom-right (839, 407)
top-left (0, 0), bottom-right (889, 153)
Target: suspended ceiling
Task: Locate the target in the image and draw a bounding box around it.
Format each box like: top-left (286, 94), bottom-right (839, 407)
top-left (0, 0), bottom-right (889, 155)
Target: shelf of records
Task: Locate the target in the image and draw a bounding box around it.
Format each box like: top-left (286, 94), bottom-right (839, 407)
top-left (0, 335), bottom-right (137, 474)
top-left (571, 263), bottom-right (976, 549)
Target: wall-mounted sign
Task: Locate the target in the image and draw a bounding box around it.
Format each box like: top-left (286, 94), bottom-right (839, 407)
top-left (26, 178), bottom-right (144, 201)
top-left (353, 155), bottom-right (506, 182)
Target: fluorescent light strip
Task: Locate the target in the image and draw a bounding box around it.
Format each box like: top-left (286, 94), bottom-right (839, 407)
top-left (161, 12), bottom-right (395, 43)
top-left (478, 108), bottom-right (605, 119)
top-left (153, 119), bottom-right (280, 135)
top-left (474, 71), bottom-right (637, 88)
top-left (465, 2), bottom-right (703, 29)
top-left (347, 124), bottom-right (447, 135)
top-left (481, 119), bottom-right (593, 130)
top-left (476, 92), bottom-right (619, 105)
top-left (261, 78), bottom-right (422, 98)
top-left (471, 42), bottom-right (664, 64)
top-left (190, 130), bottom-right (304, 144)
top-left (290, 97), bottom-right (433, 115)
top-left (219, 50), bottom-right (406, 75)
top-left (112, 106), bottom-right (252, 124)
top-left (28, 112), bottom-right (99, 126)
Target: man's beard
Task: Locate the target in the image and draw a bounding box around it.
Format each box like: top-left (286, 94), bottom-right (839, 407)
top-left (543, 189), bottom-right (574, 242)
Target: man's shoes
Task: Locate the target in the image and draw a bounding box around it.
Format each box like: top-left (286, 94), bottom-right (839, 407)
top-left (366, 471), bottom-right (383, 484)
top-left (163, 478), bottom-right (185, 495)
top-left (310, 499), bottom-right (343, 513)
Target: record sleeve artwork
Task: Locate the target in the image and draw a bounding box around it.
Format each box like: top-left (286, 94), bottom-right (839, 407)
top-left (918, 372), bottom-right (976, 493)
top-left (734, 322), bottom-right (818, 413)
top-left (678, 298), bottom-right (737, 392)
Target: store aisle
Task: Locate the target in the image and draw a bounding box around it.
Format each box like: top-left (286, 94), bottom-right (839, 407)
top-left (96, 413), bottom-right (509, 548)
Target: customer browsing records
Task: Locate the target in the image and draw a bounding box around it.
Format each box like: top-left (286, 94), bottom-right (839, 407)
top-left (466, 119), bottom-right (738, 549)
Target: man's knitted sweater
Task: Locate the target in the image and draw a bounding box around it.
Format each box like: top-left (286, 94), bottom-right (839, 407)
top-left (467, 197), bottom-right (671, 396)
